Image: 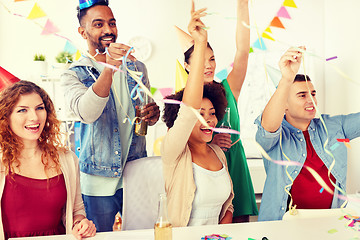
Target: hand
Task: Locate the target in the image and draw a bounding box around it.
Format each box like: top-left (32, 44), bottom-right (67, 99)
top-left (72, 218), bottom-right (96, 240)
top-left (138, 102), bottom-right (160, 126)
top-left (212, 133), bottom-right (232, 152)
top-left (106, 43), bottom-right (137, 68)
top-left (278, 46), bottom-right (305, 82)
top-left (188, 0), bottom-right (208, 44)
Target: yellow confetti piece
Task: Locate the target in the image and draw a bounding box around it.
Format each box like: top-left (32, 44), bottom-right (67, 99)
top-left (328, 229), bottom-right (338, 234)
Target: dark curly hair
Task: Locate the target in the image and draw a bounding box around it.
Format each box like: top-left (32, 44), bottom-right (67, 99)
top-left (0, 80), bottom-right (66, 175)
top-left (162, 82), bottom-right (227, 128)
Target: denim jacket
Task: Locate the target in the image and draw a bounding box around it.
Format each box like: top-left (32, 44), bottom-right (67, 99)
top-left (61, 57), bottom-right (148, 178)
top-left (255, 112), bottom-right (360, 221)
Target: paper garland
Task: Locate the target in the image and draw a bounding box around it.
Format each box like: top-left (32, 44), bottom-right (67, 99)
top-left (252, 0), bottom-right (297, 51)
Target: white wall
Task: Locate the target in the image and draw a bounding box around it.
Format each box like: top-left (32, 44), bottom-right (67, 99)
top-left (0, 0), bottom-right (359, 193)
top-left (323, 0), bottom-right (360, 194)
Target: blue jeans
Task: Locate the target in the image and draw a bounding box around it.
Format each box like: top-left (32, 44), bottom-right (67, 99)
top-left (82, 188), bottom-right (123, 232)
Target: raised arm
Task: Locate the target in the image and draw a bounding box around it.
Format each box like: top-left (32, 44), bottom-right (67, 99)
top-left (226, 0), bottom-right (250, 101)
top-left (261, 47), bottom-right (304, 132)
top-left (182, 0), bottom-right (208, 108)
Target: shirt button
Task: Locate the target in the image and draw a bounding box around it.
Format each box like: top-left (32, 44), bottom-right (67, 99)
top-left (300, 139), bottom-right (303, 142)
top-left (281, 207), bottom-right (285, 210)
top-left (114, 172), bottom-right (118, 175)
top-left (115, 151), bottom-right (119, 155)
top-left (294, 170), bottom-right (298, 174)
top-left (302, 153), bottom-right (306, 157)
top-left (297, 130), bottom-right (300, 133)
top-left (114, 128), bottom-right (118, 132)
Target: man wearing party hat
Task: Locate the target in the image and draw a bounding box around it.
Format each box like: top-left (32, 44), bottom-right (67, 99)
top-left (174, 0), bottom-right (258, 223)
top-left (61, 0), bottom-right (160, 231)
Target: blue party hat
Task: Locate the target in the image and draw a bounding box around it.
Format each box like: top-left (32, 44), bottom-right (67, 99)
top-left (79, 0), bottom-right (107, 10)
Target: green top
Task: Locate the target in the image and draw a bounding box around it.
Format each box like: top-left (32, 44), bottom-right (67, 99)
top-left (216, 79), bottom-right (258, 216)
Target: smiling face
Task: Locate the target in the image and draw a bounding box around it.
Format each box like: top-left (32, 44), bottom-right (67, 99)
top-left (9, 93), bottom-right (47, 145)
top-left (185, 47), bottom-right (216, 83)
top-left (78, 5), bottom-right (117, 54)
top-left (189, 98), bottom-right (218, 144)
top-left (285, 81), bottom-right (317, 131)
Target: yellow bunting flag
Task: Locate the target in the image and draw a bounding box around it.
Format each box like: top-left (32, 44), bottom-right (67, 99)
top-left (270, 17), bottom-right (285, 29)
top-left (283, 0), bottom-right (297, 8)
top-left (153, 136), bottom-right (164, 156)
top-left (175, 59), bottom-right (188, 92)
top-left (75, 50), bottom-right (82, 61)
top-left (264, 27), bottom-right (272, 33)
top-left (262, 32), bottom-right (275, 41)
top-left (27, 3), bottom-right (46, 19)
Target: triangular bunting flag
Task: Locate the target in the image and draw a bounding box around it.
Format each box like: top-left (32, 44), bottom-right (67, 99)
top-left (277, 6), bottom-right (291, 19)
top-left (265, 64), bottom-right (282, 88)
top-left (175, 60), bottom-right (188, 92)
top-left (75, 50), bottom-right (82, 60)
top-left (64, 41), bottom-right (78, 54)
top-left (215, 68), bottom-right (228, 82)
top-left (41, 19), bottom-right (59, 35)
top-left (249, 47), bottom-right (254, 53)
top-left (270, 17), bottom-right (285, 29)
top-left (159, 88), bottom-right (174, 98)
top-left (27, 3), bottom-right (46, 19)
top-left (264, 27), bottom-right (272, 33)
top-left (262, 32), bottom-right (275, 41)
top-left (150, 87), bottom-right (157, 95)
top-left (283, 0), bottom-right (297, 8)
top-left (252, 38), bottom-right (267, 51)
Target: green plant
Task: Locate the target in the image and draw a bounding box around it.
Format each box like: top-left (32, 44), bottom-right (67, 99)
top-left (33, 54), bottom-right (46, 61)
top-left (55, 51), bottom-right (73, 63)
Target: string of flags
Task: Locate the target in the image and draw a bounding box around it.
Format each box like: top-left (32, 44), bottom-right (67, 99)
top-left (252, 0), bottom-right (297, 51)
top-left (0, 0), bottom-right (82, 59)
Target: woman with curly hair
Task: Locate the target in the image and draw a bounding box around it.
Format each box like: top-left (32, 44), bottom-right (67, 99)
top-left (0, 81), bottom-right (96, 239)
top-left (161, 1), bottom-right (234, 227)
top-left (179, 0), bottom-right (258, 222)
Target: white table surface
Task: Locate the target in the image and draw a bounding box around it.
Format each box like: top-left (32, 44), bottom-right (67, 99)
top-left (10, 214), bottom-right (360, 240)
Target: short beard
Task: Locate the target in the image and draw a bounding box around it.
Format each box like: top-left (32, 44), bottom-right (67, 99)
top-left (90, 40), bottom-right (106, 53)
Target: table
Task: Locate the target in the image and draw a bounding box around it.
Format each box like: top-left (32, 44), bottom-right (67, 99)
top-left (10, 215), bottom-right (360, 240)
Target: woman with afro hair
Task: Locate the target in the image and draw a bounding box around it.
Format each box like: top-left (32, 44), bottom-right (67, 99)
top-left (161, 1), bottom-right (234, 227)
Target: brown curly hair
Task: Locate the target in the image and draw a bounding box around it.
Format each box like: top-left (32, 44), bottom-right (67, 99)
top-left (162, 82), bottom-right (228, 128)
top-left (0, 80), bottom-right (66, 175)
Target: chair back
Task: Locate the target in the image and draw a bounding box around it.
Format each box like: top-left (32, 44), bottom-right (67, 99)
top-left (122, 156), bottom-right (165, 230)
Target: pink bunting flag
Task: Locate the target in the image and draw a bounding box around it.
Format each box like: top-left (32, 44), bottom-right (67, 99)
top-left (159, 88), bottom-right (174, 98)
top-left (41, 19), bottom-right (59, 35)
top-left (277, 6), bottom-right (291, 19)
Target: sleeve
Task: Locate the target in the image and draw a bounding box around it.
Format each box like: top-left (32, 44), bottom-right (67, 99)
top-left (254, 113), bottom-right (282, 152)
top-left (340, 112), bottom-right (360, 140)
top-left (161, 105), bottom-right (198, 166)
top-left (71, 151), bottom-right (86, 218)
top-left (61, 68), bottom-right (109, 123)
